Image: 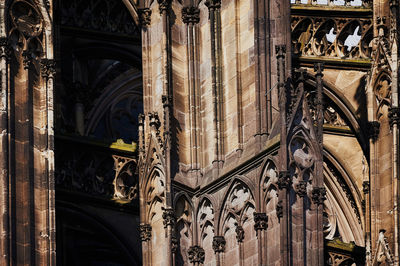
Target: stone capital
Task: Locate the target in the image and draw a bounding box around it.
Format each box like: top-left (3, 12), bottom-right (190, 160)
top-left (295, 181), bottom-right (308, 198)
top-left (158, 0), bottom-right (172, 14)
top-left (253, 212), bottom-right (268, 232)
top-left (235, 225), bottom-right (244, 243)
top-left (138, 8), bottom-right (152, 27)
top-left (389, 107), bottom-right (400, 127)
top-left (311, 187), bottom-right (326, 205)
top-left (40, 59), bottom-right (56, 78)
top-left (277, 171), bottom-right (291, 190)
top-left (138, 223), bottom-right (152, 241)
top-left (182, 6), bottom-right (200, 24)
top-left (205, 0), bottom-right (221, 10)
top-left (162, 207), bottom-right (175, 228)
top-left (212, 236), bottom-right (226, 253)
top-left (188, 245), bottom-right (205, 264)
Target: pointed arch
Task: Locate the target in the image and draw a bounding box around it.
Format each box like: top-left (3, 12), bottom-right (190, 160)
top-left (218, 177), bottom-right (256, 236)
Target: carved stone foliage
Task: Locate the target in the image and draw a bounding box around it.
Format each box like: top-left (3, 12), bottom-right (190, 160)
top-left (60, 0), bottom-right (140, 35)
top-left (221, 181), bottom-right (255, 243)
top-left (291, 16), bottom-right (373, 60)
top-left (188, 245), bottom-right (205, 264)
top-left (139, 223), bottom-right (152, 242)
top-left (212, 236), bottom-right (226, 253)
top-left (112, 155), bottom-right (138, 202)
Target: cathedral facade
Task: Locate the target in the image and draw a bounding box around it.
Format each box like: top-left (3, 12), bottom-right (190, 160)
top-left (0, 0), bottom-right (398, 265)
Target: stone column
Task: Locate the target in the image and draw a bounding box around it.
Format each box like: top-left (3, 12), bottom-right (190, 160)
top-left (254, 212), bottom-right (268, 265)
top-left (182, 6), bottom-right (201, 176)
top-left (0, 35), bottom-right (10, 266)
top-left (212, 236), bottom-right (226, 266)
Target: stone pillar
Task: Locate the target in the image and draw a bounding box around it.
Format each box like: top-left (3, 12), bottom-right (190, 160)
top-left (212, 235), bottom-right (226, 266)
top-left (254, 212), bottom-right (268, 265)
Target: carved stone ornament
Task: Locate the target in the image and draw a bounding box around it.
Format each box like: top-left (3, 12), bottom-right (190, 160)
top-left (291, 15), bottom-right (373, 60)
top-left (158, 0), bottom-right (172, 14)
top-left (171, 235), bottom-right (178, 253)
top-left (276, 200), bottom-right (283, 219)
top-left (22, 50), bottom-right (33, 69)
top-left (367, 121), bottom-right (380, 141)
top-left (253, 212), bottom-right (268, 232)
top-left (10, 1), bottom-right (43, 38)
top-left (205, 0), bottom-right (221, 10)
top-left (162, 207), bottom-right (176, 228)
top-left (212, 236), bottom-right (226, 253)
top-left (182, 6), bottom-right (200, 24)
top-left (295, 181), bottom-right (308, 197)
top-left (277, 171), bottom-right (291, 190)
top-left (40, 59), bottom-right (56, 78)
top-left (0, 37), bottom-right (11, 60)
top-left (235, 225), bottom-right (244, 243)
top-left (139, 223), bottom-right (152, 242)
top-left (188, 245), bottom-right (205, 264)
top-left (389, 107), bottom-right (400, 127)
top-left (363, 181), bottom-right (370, 194)
top-left (138, 8), bottom-right (152, 27)
top-left (312, 187), bottom-right (327, 205)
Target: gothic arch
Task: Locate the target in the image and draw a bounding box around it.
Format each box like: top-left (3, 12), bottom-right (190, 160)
top-left (143, 166), bottom-right (166, 223)
top-left (218, 178), bottom-right (256, 236)
top-left (305, 72), bottom-right (369, 154)
top-left (323, 148), bottom-right (365, 245)
top-left (259, 158), bottom-right (280, 226)
top-left (174, 193), bottom-right (194, 265)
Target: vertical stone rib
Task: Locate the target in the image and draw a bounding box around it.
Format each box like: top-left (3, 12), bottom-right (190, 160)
top-left (183, 6), bottom-right (201, 174)
top-left (0, 36), bottom-right (10, 266)
top-left (314, 62), bottom-right (325, 265)
top-left (276, 45), bottom-right (289, 266)
top-left (234, 0), bottom-right (243, 153)
top-left (158, 0), bottom-right (173, 265)
top-left (206, 0), bottom-right (223, 172)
